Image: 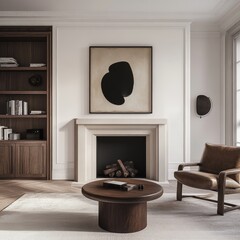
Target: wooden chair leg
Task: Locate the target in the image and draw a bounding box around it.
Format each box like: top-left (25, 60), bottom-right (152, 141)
top-left (176, 181), bottom-right (183, 201)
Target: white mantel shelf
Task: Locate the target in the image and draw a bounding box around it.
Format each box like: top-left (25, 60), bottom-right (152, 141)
top-left (75, 118), bottom-right (168, 185)
top-left (75, 118), bottom-right (167, 125)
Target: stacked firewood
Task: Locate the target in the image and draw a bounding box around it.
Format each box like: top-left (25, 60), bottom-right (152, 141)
top-left (103, 159), bottom-right (138, 178)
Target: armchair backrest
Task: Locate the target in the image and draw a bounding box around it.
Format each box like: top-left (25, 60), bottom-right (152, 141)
top-left (199, 143), bottom-right (240, 182)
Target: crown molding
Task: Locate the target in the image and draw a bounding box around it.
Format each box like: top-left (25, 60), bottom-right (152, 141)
top-left (0, 10), bottom-right (222, 23)
top-left (220, 2), bottom-right (240, 31)
top-left (0, 11), bottom-right (193, 28)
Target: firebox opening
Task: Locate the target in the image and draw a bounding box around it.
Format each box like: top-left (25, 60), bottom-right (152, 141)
top-left (96, 136), bottom-right (146, 178)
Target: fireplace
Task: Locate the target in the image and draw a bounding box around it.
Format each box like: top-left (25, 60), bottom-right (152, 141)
top-left (97, 136), bottom-right (146, 178)
top-left (75, 118), bottom-right (168, 184)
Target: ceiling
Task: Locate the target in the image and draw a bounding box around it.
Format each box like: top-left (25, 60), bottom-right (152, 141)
top-left (0, 0), bottom-right (240, 22)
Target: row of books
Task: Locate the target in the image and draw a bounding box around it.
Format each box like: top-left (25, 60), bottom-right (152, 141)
top-left (7, 100), bottom-right (28, 115)
top-left (0, 126), bottom-right (12, 140)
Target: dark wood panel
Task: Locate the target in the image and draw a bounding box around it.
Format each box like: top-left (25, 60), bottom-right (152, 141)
top-left (0, 67), bottom-right (47, 71)
top-left (0, 144), bottom-right (14, 178)
top-left (0, 91), bottom-right (47, 94)
top-left (0, 115), bottom-right (47, 119)
top-left (0, 26), bottom-right (52, 33)
top-left (15, 142), bottom-right (47, 178)
top-left (0, 71), bottom-right (47, 91)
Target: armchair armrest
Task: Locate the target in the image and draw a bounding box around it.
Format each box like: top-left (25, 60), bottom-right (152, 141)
top-left (219, 168), bottom-right (240, 177)
top-left (178, 162), bottom-right (201, 171)
top-left (217, 168), bottom-right (240, 215)
top-left (219, 168), bottom-right (240, 183)
top-left (218, 168), bottom-right (240, 191)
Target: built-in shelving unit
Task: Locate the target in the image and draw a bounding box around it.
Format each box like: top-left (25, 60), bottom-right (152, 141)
top-left (0, 26), bottom-right (52, 179)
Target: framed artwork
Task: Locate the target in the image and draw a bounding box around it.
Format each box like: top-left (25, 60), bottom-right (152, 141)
top-left (89, 46), bottom-right (152, 113)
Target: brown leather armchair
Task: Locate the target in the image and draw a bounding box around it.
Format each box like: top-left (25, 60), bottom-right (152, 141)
top-left (174, 143), bottom-right (240, 215)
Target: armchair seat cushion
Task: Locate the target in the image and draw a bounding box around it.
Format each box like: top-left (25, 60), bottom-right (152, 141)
top-left (174, 171), bottom-right (240, 190)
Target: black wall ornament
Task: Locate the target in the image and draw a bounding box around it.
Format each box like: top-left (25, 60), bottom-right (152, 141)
top-left (196, 95), bottom-right (211, 118)
top-left (28, 74), bottom-right (42, 87)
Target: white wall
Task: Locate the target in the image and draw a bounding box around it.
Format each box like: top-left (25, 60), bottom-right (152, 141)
top-left (190, 31), bottom-right (222, 161)
top-left (52, 23), bottom-right (190, 180)
top-left (0, 14), bottom-right (224, 180)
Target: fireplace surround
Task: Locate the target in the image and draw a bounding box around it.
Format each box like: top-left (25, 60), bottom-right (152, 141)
top-left (75, 118), bottom-right (167, 184)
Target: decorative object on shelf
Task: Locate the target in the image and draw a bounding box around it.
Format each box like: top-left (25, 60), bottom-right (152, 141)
top-left (196, 95), bottom-right (211, 118)
top-left (30, 110), bottom-right (46, 115)
top-left (29, 63), bottom-right (46, 67)
top-left (9, 133), bottom-right (20, 140)
top-left (26, 128), bottom-right (43, 140)
top-left (89, 46), bottom-right (152, 113)
top-left (28, 74), bottom-right (42, 87)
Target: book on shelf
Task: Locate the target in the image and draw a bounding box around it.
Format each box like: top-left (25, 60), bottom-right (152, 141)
top-left (0, 57), bottom-right (17, 63)
top-left (30, 63), bottom-right (46, 67)
top-left (23, 102), bottom-right (28, 115)
top-left (0, 63), bottom-right (19, 67)
top-left (0, 126), bottom-right (7, 140)
top-left (15, 100), bottom-right (23, 115)
top-left (3, 128), bottom-right (12, 140)
top-left (0, 57), bottom-right (19, 67)
top-left (30, 110), bottom-right (46, 115)
top-left (8, 100), bottom-right (15, 115)
top-left (6, 100), bottom-right (28, 115)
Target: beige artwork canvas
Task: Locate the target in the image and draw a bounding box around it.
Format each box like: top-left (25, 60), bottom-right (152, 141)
top-left (89, 46), bottom-right (152, 113)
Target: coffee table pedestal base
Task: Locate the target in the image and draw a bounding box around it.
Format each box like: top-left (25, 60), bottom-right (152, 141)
top-left (99, 202), bottom-right (147, 233)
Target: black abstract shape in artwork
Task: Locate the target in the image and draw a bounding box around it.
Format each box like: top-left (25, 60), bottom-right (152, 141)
top-left (101, 61), bottom-right (134, 105)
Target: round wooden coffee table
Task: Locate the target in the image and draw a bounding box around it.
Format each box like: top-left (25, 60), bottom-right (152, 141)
top-left (82, 178), bottom-right (163, 233)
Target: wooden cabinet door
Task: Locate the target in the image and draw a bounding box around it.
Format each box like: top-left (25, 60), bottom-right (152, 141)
top-left (15, 142), bottom-right (47, 178)
top-left (0, 143), bottom-right (15, 178)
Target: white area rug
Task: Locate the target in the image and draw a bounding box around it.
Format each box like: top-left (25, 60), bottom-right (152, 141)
top-left (0, 193), bottom-right (239, 240)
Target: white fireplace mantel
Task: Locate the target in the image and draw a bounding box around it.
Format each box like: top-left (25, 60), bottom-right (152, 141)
top-left (75, 118), bottom-right (168, 184)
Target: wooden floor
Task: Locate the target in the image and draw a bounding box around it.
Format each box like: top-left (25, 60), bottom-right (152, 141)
top-left (0, 180), bottom-right (82, 212)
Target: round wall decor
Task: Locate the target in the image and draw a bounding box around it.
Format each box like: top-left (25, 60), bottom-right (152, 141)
top-left (196, 95), bottom-right (211, 117)
top-left (28, 74), bottom-right (42, 87)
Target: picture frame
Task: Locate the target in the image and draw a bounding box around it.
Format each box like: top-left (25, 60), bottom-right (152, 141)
top-left (89, 46), bottom-right (152, 113)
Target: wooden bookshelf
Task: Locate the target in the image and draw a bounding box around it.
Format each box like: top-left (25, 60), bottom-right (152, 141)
top-left (0, 26), bottom-right (52, 179)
